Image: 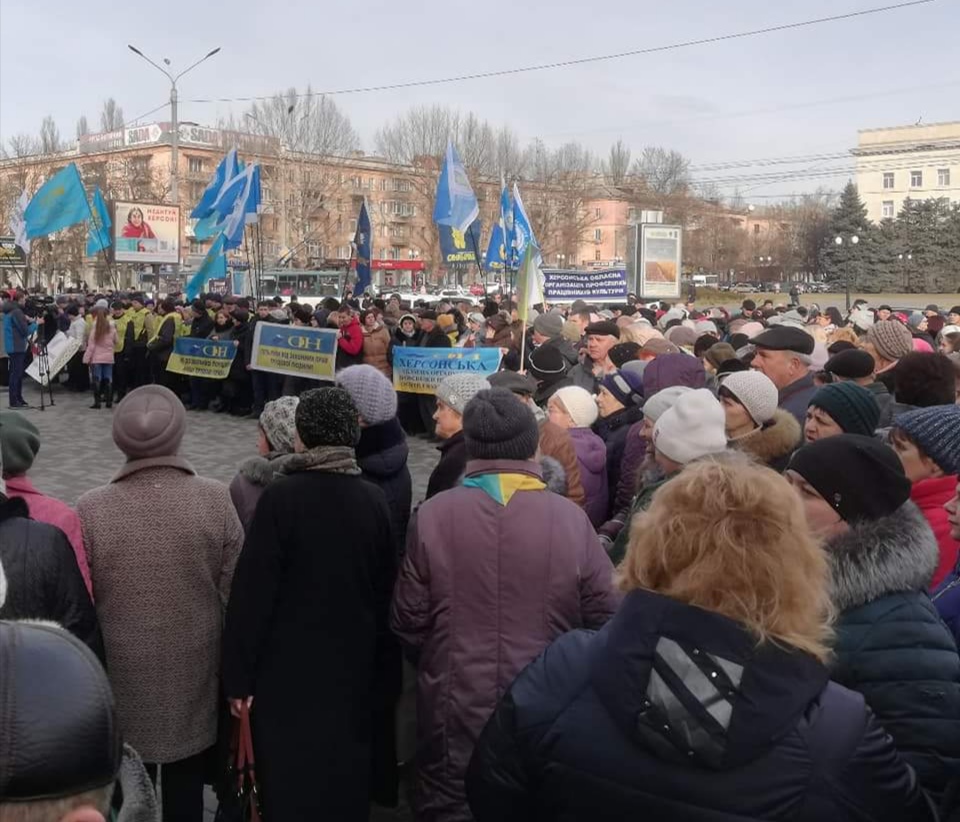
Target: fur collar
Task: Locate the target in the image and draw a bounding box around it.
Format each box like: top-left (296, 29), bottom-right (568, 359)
top-left (732, 410), bottom-right (801, 464)
top-left (238, 452), bottom-right (297, 487)
top-left (826, 500), bottom-right (939, 612)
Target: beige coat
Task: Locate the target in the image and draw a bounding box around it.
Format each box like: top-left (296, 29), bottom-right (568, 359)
top-left (76, 456), bottom-right (244, 763)
top-left (362, 324), bottom-right (393, 378)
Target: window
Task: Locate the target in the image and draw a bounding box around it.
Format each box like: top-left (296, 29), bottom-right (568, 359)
top-left (336, 245), bottom-right (350, 259)
top-left (911, 170), bottom-right (923, 188)
top-left (348, 218), bottom-right (357, 232)
top-left (306, 242), bottom-right (322, 258)
top-left (882, 200), bottom-right (895, 219)
top-left (753, 223), bottom-right (761, 235)
top-left (594, 207), bottom-right (601, 219)
top-left (188, 157), bottom-right (203, 173)
top-left (882, 172), bottom-right (894, 189)
top-left (939, 168), bottom-right (951, 187)
top-left (390, 246), bottom-right (402, 260)
top-left (595, 250), bottom-right (601, 261)
top-left (381, 247), bottom-right (389, 260)
top-left (594, 228), bottom-right (602, 242)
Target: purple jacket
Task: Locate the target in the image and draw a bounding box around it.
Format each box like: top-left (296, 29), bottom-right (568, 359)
top-left (391, 458), bottom-right (620, 822)
top-left (568, 427), bottom-right (608, 527)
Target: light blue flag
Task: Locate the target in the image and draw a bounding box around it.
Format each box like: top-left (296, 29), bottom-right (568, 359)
top-left (192, 213), bottom-right (222, 241)
top-left (433, 142), bottom-right (479, 233)
top-left (185, 234), bottom-right (227, 301)
top-left (511, 182), bottom-right (540, 268)
top-left (24, 163), bottom-right (89, 239)
top-left (191, 149), bottom-right (239, 219)
top-left (220, 164), bottom-right (258, 250)
top-left (86, 187), bottom-right (112, 256)
top-left (243, 165), bottom-right (261, 226)
top-left (211, 161), bottom-right (253, 220)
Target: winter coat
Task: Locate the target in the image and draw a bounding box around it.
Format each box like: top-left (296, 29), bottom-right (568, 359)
top-left (145, 314), bottom-right (177, 364)
top-left (537, 419), bottom-right (585, 509)
top-left (595, 404), bottom-right (645, 511)
top-left (597, 420), bottom-right (647, 544)
top-left (827, 500), bottom-right (960, 797)
top-left (362, 324), bottom-right (393, 378)
top-left (2, 300), bottom-right (36, 354)
top-left (83, 324), bottom-right (118, 365)
top-left (728, 409), bottom-right (801, 472)
top-left (533, 336), bottom-right (579, 371)
top-left (223, 464), bottom-right (398, 819)
top-left (190, 312), bottom-right (214, 340)
top-left (392, 458), bottom-right (619, 822)
top-left (228, 451), bottom-right (295, 535)
top-left (778, 371), bottom-right (818, 424)
top-left (466, 588), bottom-right (935, 822)
top-left (912, 475), bottom-right (960, 590)
top-left (336, 316), bottom-right (365, 370)
top-left (0, 496), bottom-right (103, 662)
top-left (2, 474), bottom-right (90, 596)
top-left (567, 360), bottom-right (602, 394)
top-left (608, 471), bottom-right (671, 566)
top-left (356, 417), bottom-right (412, 549)
top-left (76, 456), bottom-right (244, 763)
top-left (425, 431), bottom-right (467, 500)
top-left (567, 427), bottom-right (608, 526)
top-left (423, 325), bottom-right (453, 349)
top-left (869, 380), bottom-right (896, 428)
top-left (533, 374), bottom-right (573, 407)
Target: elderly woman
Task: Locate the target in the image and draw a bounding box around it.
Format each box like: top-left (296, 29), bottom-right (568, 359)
top-left (719, 370), bottom-right (801, 471)
top-left (467, 453), bottom-right (933, 821)
top-left (803, 381), bottom-right (881, 443)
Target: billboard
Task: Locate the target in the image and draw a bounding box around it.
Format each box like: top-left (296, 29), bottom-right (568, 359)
top-left (114, 202), bottom-right (180, 264)
top-left (639, 224), bottom-right (682, 299)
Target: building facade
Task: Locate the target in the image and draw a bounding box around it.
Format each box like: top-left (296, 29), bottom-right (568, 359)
top-left (853, 120), bottom-right (960, 223)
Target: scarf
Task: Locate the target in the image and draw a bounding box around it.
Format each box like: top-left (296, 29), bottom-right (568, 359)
top-left (463, 472), bottom-right (546, 506)
top-left (279, 445), bottom-right (361, 476)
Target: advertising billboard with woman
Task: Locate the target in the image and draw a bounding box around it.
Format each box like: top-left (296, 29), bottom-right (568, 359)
top-left (114, 202), bottom-right (180, 264)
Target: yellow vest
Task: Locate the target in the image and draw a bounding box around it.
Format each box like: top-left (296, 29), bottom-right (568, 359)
top-left (114, 312), bottom-right (132, 353)
top-left (147, 313), bottom-right (178, 345)
top-left (130, 308), bottom-right (150, 342)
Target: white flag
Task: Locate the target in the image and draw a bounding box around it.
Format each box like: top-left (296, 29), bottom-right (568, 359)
top-left (10, 190), bottom-right (30, 254)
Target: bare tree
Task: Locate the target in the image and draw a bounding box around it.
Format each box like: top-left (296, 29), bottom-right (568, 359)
top-left (244, 88), bottom-right (359, 156)
top-left (633, 147), bottom-right (690, 198)
top-left (76, 115), bottom-right (90, 140)
top-left (603, 139), bottom-right (632, 185)
top-left (5, 133), bottom-right (41, 159)
top-left (100, 98), bottom-right (125, 132)
top-left (39, 117), bottom-right (62, 154)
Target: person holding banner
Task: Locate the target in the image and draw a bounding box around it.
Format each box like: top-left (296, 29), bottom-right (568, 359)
top-left (82, 302), bottom-right (117, 410)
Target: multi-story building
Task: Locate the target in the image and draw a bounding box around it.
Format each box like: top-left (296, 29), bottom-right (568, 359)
top-left (853, 120), bottom-right (960, 223)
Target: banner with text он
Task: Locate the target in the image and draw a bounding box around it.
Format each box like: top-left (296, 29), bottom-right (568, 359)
top-left (542, 268), bottom-right (628, 303)
top-left (250, 323), bottom-right (337, 381)
top-left (393, 347), bottom-right (502, 395)
top-left (166, 337), bottom-right (237, 379)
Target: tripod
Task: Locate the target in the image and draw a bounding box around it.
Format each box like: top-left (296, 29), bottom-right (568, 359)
top-left (32, 337), bottom-right (56, 411)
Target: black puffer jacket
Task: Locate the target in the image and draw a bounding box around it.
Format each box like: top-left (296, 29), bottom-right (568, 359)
top-left (0, 496), bottom-right (104, 663)
top-left (355, 417), bottom-right (412, 550)
top-left (466, 589), bottom-right (936, 822)
top-left (828, 500), bottom-right (960, 798)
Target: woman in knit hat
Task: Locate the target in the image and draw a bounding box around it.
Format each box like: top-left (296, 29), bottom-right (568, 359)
top-left (224, 386), bottom-right (400, 817)
top-left (425, 372), bottom-right (491, 499)
top-left (804, 382), bottom-right (881, 443)
top-left (548, 386), bottom-right (608, 526)
top-left (719, 371), bottom-right (802, 472)
top-left (786, 434), bottom-right (960, 801)
top-left (890, 404), bottom-right (960, 589)
top-left (595, 368), bottom-right (645, 512)
top-left (860, 319), bottom-right (914, 392)
top-left (229, 395), bottom-right (300, 534)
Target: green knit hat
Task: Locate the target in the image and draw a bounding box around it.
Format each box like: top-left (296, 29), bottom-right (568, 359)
top-left (808, 382), bottom-right (881, 437)
top-left (0, 412), bottom-right (41, 477)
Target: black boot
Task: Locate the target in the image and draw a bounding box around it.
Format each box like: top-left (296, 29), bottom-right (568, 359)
top-left (103, 380), bottom-right (113, 409)
top-left (89, 379), bottom-right (102, 409)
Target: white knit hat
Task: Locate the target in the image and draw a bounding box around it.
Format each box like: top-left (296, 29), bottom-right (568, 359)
top-left (553, 386), bottom-right (598, 428)
top-left (694, 320), bottom-right (719, 336)
top-left (642, 386), bottom-right (693, 424)
top-left (720, 371), bottom-right (778, 426)
top-left (653, 389), bottom-right (728, 465)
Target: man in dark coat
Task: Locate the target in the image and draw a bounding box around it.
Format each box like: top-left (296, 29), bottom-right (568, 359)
top-left (750, 325), bottom-right (818, 424)
top-left (416, 311), bottom-right (453, 433)
top-left (424, 373), bottom-right (490, 500)
top-left (223, 387), bottom-right (399, 818)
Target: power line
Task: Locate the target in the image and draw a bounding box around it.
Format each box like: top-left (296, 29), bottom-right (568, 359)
top-left (183, 0), bottom-right (935, 104)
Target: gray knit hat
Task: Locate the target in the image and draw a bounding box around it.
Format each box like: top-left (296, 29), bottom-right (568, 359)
top-left (533, 312), bottom-right (564, 339)
top-left (295, 387), bottom-right (360, 449)
top-left (112, 385), bottom-right (186, 460)
top-left (435, 372), bottom-right (490, 416)
top-left (865, 320), bottom-right (913, 362)
top-left (259, 396), bottom-right (300, 454)
top-left (336, 364), bottom-right (397, 425)
top-left (463, 388), bottom-right (540, 461)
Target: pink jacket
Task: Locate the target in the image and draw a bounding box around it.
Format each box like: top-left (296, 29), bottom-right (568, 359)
top-left (83, 325), bottom-right (117, 365)
top-left (3, 474), bottom-right (92, 597)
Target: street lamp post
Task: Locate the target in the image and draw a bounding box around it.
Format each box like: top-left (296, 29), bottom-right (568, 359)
top-left (834, 234), bottom-right (859, 312)
top-left (557, 253), bottom-right (566, 268)
top-left (898, 251), bottom-right (913, 292)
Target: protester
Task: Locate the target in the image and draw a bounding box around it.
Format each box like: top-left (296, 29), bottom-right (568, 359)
top-left (787, 434), bottom-right (960, 799)
top-left (3, 290), bottom-right (38, 408)
top-left (530, 311), bottom-right (578, 371)
top-left (335, 307), bottom-right (365, 371)
top-left (65, 303), bottom-right (90, 392)
top-left (83, 302), bottom-right (118, 410)
top-left (568, 320), bottom-right (620, 393)
top-left (392, 387), bottom-right (619, 822)
top-left (823, 346), bottom-right (892, 418)
top-left (76, 386), bottom-right (244, 822)
top-left (528, 344), bottom-right (572, 406)
top-left (145, 298), bottom-right (178, 388)
top-left (467, 452), bottom-right (933, 822)
top-left (595, 368), bottom-right (645, 511)
top-left (548, 386), bottom-right (607, 526)
top-left (224, 387), bottom-right (399, 818)
top-left (337, 364), bottom-right (412, 547)
top-left (424, 372), bottom-right (490, 500)
top-left (890, 405), bottom-right (960, 589)
top-left (228, 396), bottom-right (300, 534)
top-left (749, 326), bottom-right (817, 423)
top-left (359, 308), bottom-right (393, 378)
top-left (890, 352), bottom-right (959, 423)
top-left (804, 381), bottom-right (881, 442)
top-left (861, 319), bottom-right (915, 392)
top-left (719, 370), bottom-right (801, 471)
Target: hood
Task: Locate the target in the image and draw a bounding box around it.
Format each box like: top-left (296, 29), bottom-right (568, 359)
top-left (568, 427), bottom-right (607, 474)
top-left (539, 455), bottom-right (567, 496)
top-left (642, 353), bottom-right (705, 396)
top-left (115, 744), bottom-right (160, 822)
top-left (731, 410), bottom-right (801, 464)
top-left (356, 418), bottom-right (409, 480)
top-left (3, 300), bottom-right (20, 314)
top-left (238, 452), bottom-right (297, 487)
top-left (590, 589), bottom-right (830, 771)
top-left (825, 500), bottom-right (939, 612)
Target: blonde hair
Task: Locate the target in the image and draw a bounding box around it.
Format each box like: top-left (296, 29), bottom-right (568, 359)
top-left (620, 323), bottom-right (664, 346)
top-left (829, 326), bottom-right (858, 347)
top-left (1, 784), bottom-right (114, 822)
top-left (618, 452), bottom-right (834, 662)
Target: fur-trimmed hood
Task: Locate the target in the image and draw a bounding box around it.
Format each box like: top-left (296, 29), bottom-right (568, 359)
top-left (731, 409), bottom-right (801, 468)
top-left (826, 500), bottom-right (939, 612)
top-left (237, 451), bottom-right (298, 487)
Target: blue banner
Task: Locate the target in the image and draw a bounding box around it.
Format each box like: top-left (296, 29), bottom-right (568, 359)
top-left (542, 268), bottom-right (628, 303)
top-left (166, 336), bottom-right (237, 379)
top-left (250, 322), bottom-right (338, 381)
top-left (393, 346), bottom-right (502, 395)
top-left (354, 200), bottom-right (372, 294)
top-left (438, 218), bottom-right (482, 267)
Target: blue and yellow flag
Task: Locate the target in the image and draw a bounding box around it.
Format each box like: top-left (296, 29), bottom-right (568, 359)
top-left (86, 187), bottom-right (112, 256)
top-left (354, 200), bottom-right (372, 295)
top-left (24, 163), bottom-right (89, 239)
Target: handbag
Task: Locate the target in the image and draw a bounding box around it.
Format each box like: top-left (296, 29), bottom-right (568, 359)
top-left (214, 702), bottom-right (263, 822)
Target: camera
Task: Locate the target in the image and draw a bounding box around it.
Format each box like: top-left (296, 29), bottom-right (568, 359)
top-left (23, 294), bottom-right (54, 319)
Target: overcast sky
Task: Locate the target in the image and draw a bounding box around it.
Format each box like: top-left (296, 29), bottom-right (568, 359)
top-left (1, 0), bottom-right (956, 200)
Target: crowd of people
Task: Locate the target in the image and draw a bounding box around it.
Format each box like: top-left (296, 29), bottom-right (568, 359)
top-left (2, 287), bottom-right (960, 821)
